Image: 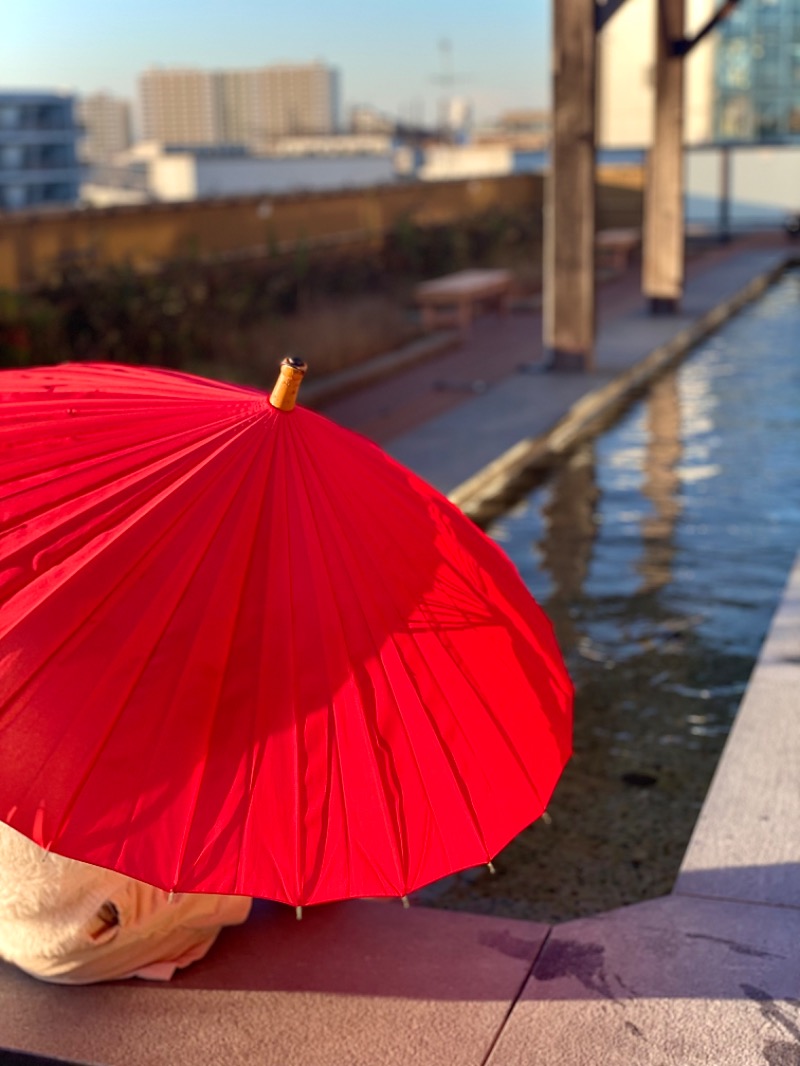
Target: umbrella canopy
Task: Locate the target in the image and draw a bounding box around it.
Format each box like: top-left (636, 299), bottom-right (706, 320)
top-left (0, 360), bottom-right (572, 907)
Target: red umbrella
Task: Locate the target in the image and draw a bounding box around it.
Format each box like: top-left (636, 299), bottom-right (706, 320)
top-left (0, 359), bottom-right (572, 907)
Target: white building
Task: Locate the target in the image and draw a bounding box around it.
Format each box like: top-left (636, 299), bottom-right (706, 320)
top-left (81, 141), bottom-right (394, 205)
top-left (439, 96), bottom-right (474, 141)
top-left (598, 0), bottom-right (717, 148)
top-left (416, 144), bottom-right (513, 181)
top-left (267, 134), bottom-right (393, 156)
top-left (0, 91), bottom-right (83, 211)
top-left (139, 63), bottom-right (340, 153)
top-left (78, 92), bottom-right (133, 165)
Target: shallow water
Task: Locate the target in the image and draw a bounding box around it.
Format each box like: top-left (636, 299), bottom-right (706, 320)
top-left (418, 269), bottom-right (800, 922)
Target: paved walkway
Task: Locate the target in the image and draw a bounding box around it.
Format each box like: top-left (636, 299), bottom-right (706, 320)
top-left (319, 232), bottom-right (787, 499)
top-left (1, 234), bottom-right (798, 1066)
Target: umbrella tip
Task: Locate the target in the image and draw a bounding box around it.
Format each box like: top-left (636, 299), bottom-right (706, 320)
top-left (270, 356), bottom-right (308, 412)
top-left (295, 906), bottom-right (303, 921)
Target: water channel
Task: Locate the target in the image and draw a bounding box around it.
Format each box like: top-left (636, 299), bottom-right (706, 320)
top-left (418, 268), bottom-right (800, 924)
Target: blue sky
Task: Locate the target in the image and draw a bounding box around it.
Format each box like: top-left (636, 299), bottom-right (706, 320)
top-left (1, 0), bottom-right (551, 126)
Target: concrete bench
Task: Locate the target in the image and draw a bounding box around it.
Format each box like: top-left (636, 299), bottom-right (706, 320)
top-left (415, 269), bottom-right (513, 337)
top-left (595, 227), bottom-right (641, 271)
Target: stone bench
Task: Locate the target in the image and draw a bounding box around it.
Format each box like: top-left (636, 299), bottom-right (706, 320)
top-left (415, 269), bottom-right (513, 338)
top-left (595, 227), bottom-right (641, 271)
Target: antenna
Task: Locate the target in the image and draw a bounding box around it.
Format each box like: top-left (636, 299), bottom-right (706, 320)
top-left (429, 38), bottom-right (473, 140)
top-left (430, 37), bottom-right (471, 90)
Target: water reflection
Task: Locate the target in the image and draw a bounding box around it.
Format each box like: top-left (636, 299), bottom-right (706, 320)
top-left (418, 271), bottom-right (800, 924)
top-left (533, 371), bottom-right (685, 647)
top-left (638, 373), bottom-right (682, 594)
top-left (536, 441), bottom-right (599, 650)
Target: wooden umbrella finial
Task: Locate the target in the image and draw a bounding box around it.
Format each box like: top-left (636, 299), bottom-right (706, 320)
top-left (269, 356), bottom-right (308, 412)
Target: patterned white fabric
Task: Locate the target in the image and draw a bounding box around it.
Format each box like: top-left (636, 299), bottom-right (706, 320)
top-left (0, 822), bottom-right (251, 984)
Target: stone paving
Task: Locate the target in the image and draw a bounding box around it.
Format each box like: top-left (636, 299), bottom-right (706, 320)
top-left (1, 234), bottom-right (798, 1066)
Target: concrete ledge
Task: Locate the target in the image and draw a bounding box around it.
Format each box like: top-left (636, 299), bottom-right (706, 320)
top-left (300, 329), bottom-right (460, 409)
top-left (675, 555), bottom-right (800, 909)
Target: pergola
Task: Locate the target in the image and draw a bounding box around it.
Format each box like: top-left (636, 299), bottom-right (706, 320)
top-left (545, 0), bottom-right (742, 370)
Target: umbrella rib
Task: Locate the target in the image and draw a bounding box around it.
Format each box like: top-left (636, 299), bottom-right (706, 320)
top-left (381, 632), bottom-right (492, 866)
top-left (338, 458), bottom-right (566, 806)
top-left (422, 584), bottom-right (555, 802)
top-left (430, 566), bottom-right (573, 773)
top-left (231, 422), bottom-right (296, 904)
top-left (0, 417), bottom-right (265, 705)
top-left (300, 429), bottom-right (560, 874)
top-left (283, 431), bottom-right (307, 905)
top-left (0, 363), bottom-right (254, 406)
top-left (14, 421), bottom-right (269, 862)
top-left (154, 425), bottom-right (275, 894)
top-left (291, 425), bottom-right (405, 898)
top-left (295, 442), bottom-right (489, 865)
top-left (1, 412), bottom-right (261, 549)
top-left (0, 395), bottom-right (244, 448)
top-left (369, 593), bottom-right (556, 877)
top-left (292, 425), bottom-right (410, 896)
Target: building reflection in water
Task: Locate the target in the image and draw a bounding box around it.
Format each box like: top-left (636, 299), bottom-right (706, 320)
top-left (638, 373), bottom-right (683, 594)
top-left (536, 440), bottom-right (599, 652)
top-left (533, 371), bottom-right (683, 653)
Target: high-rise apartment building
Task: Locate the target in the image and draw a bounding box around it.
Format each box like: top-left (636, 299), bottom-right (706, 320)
top-left (78, 92), bottom-right (133, 165)
top-left (255, 64), bottom-right (340, 141)
top-left (138, 63), bottom-right (339, 151)
top-left (0, 91), bottom-right (82, 211)
top-left (714, 0), bottom-right (800, 140)
top-left (140, 69), bottom-right (219, 145)
top-left (217, 70), bottom-right (261, 146)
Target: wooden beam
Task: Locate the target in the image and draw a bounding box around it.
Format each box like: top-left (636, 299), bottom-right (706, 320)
top-left (544, 0), bottom-right (597, 371)
top-left (671, 0), bottom-right (742, 56)
top-left (643, 0), bottom-right (685, 314)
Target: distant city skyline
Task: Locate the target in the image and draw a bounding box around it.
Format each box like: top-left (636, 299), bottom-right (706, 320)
top-left (1, 0), bottom-right (551, 130)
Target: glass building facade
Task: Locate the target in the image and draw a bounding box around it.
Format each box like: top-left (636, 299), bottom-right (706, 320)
top-left (714, 0), bottom-right (800, 140)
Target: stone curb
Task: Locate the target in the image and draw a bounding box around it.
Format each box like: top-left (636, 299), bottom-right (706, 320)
top-left (448, 255), bottom-right (796, 527)
top-left (300, 329), bottom-right (461, 409)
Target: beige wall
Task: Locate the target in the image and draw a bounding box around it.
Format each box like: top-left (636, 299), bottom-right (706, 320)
top-left (598, 0), bottom-right (717, 148)
top-left (598, 0), bottom-right (655, 149)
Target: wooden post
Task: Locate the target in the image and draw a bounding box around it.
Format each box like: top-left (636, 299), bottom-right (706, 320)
top-left (544, 0), bottom-right (597, 371)
top-left (643, 0), bottom-right (686, 314)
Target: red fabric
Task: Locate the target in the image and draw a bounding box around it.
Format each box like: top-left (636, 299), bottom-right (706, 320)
top-left (0, 363), bottom-right (572, 905)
